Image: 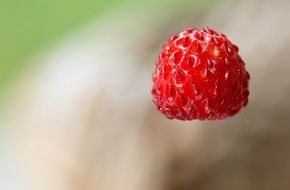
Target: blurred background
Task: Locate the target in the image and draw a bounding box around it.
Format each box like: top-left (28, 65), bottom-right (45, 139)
top-left (1, 0), bottom-right (290, 189)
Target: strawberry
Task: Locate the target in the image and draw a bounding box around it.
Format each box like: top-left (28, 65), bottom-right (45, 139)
top-left (151, 27), bottom-right (250, 120)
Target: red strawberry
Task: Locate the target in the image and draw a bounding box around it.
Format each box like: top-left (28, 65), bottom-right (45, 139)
top-left (151, 27), bottom-right (250, 120)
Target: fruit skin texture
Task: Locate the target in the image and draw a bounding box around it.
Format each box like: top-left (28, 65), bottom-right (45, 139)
top-left (151, 27), bottom-right (250, 120)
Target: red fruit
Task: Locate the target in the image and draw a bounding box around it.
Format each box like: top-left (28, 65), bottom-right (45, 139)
top-left (151, 27), bottom-right (250, 120)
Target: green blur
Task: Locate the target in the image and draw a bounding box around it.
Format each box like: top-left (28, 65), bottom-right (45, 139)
top-left (0, 0), bottom-right (212, 90)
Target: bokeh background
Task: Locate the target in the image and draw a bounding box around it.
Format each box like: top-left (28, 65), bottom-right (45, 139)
top-left (0, 0), bottom-right (212, 90)
top-left (1, 0), bottom-right (290, 189)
